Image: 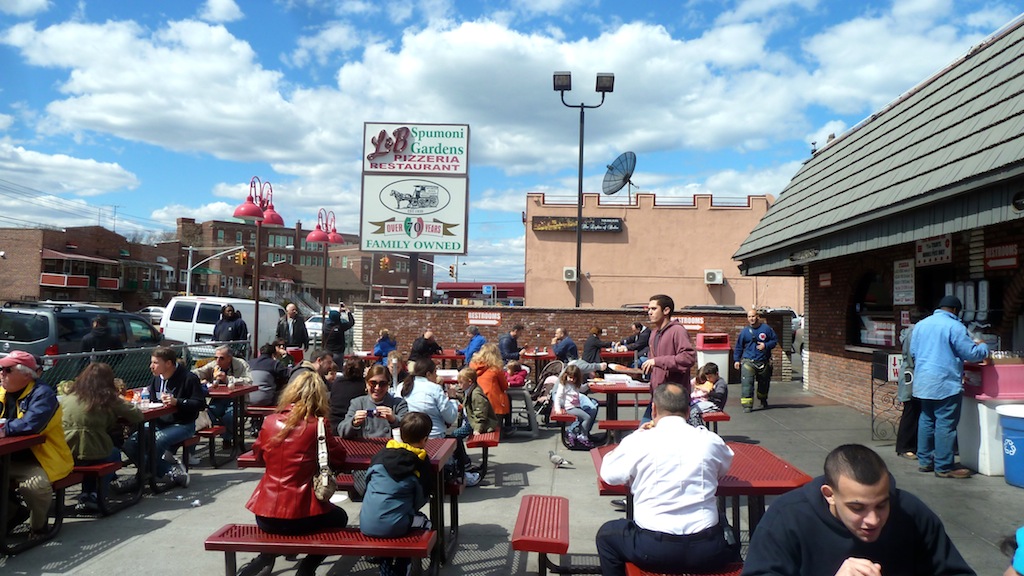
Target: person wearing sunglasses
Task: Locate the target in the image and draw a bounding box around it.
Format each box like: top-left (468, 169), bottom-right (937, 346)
top-left (0, 350), bottom-right (74, 538)
top-left (339, 365), bottom-right (408, 440)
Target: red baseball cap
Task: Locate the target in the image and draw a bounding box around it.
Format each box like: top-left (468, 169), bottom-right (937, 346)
top-left (0, 350), bottom-right (39, 371)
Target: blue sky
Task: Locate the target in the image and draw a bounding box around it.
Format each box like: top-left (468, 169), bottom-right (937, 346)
top-left (0, 0), bottom-right (1018, 283)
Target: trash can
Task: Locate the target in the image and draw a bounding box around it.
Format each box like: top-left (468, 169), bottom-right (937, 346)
top-left (696, 333), bottom-right (731, 383)
top-left (996, 404), bottom-right (1024, 488)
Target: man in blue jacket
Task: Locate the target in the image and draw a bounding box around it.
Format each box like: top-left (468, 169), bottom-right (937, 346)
top-left (457, 325), bottom-right (486, 364)
top-left (910, 295), bottom-right (988, 479)
top-left (551, 327), bottom-right (579, 362)
top-left (733, 309), bottom-right (777, 412)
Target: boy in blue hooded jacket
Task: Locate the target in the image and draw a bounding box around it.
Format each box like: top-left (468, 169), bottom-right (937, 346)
top-left (360, 411), bottom-right (434, 576)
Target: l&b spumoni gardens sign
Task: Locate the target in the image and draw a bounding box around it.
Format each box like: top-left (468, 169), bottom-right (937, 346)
top-left (360, 122), bottom-right (469, 255)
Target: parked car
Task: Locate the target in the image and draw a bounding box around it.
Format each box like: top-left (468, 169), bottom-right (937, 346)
top-left (0, 301), bottom-right (184, 386)
top-left (305, 315), bottom-right (324, 343)
top-left (136, 306), bottom-right (165, 325)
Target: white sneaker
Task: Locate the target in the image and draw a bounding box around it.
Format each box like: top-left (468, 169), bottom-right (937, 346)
top-left (464, 471), bottom-right (481, 487)
top-left (188, 454), bottom-right (201, 467)
top-left (170, 462), bottom-right (190, 488)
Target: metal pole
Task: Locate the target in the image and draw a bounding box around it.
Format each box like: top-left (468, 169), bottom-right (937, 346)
top-left (252, 222), bottom-right (261, 358)
top-left (367, 253), bottom-right (375, 303)
top-left (322, 242), bottom-right (329, 326)
top-left (575, 104), bottom-right (585, 308)
top-left (185, 246), bottom-right (194, 296)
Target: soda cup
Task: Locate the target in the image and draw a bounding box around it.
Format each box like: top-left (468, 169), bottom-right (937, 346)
top-left (0, 418), bottom-right (7, 438)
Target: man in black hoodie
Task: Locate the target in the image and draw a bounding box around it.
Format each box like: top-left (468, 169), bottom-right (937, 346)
top-left (743, 444), bottom-right (974, 576)
top-left (119, 347), bottom-right (205, 490)
top-left (81, 315), bottom-right (123, 367)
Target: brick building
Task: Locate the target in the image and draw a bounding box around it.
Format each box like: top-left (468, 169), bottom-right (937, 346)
top-left (0, 226), bottom-right (177, 310)
top-left (734, 17), bottom-right (1024, 418)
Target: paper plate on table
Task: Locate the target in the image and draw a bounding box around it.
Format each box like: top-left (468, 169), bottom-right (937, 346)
top-left (143, 402), bottom-right (165, 409)
top-left (607, 363), bottom-right (643, 374)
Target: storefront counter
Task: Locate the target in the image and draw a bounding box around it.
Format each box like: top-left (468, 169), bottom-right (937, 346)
top-left (961, 361), bottom-right (1024, 475)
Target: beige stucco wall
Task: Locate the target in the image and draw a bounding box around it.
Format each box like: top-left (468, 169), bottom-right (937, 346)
top-left (524, 192), bottom-right (803, 312)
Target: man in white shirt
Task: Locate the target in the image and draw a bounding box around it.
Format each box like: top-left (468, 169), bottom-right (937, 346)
top-left (597, 382), bottom-right (735, 576)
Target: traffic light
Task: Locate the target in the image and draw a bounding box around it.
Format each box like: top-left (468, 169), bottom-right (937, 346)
top-left (380, 256), bottom-right (390, 270)
top-left (234, 250), bottom-right (248, 265)
top-left (448, 265), bottom-right (455, 278)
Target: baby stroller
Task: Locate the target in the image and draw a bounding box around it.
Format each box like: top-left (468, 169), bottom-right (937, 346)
top-left (532, 360), bottom-right (564, 425)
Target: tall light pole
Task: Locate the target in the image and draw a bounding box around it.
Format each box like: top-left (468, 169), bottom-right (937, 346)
top-left (233, 177), bottom-right (285, 357)
top-left (554, 71), bottom-right (614, 308)
top-left (306, 209), bottom-right (345, 329)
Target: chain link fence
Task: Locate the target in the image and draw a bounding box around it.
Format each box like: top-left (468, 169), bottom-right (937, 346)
top-left (41, 340), bottom-right (252, 391)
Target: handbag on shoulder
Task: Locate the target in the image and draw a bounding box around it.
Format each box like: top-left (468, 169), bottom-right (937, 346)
top-left (312, 416), bottom-right (337, 502)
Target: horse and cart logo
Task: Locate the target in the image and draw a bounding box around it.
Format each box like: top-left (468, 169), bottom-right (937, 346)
top-left (390, 185), bottom-right (439, 209)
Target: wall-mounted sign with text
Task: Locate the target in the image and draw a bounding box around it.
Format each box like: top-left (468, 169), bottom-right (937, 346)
top-left (532, 216), bottom-right (624, 233)
top-left (363, 123), bottom-right (469, 175)
top-left (360, 174), bottom-right (467, 254)
top-left (915, 234), bottom-right (952, 266)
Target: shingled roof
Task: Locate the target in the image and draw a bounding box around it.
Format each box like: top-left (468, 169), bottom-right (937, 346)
top-left (734, 15), bottom-right (1024, 276)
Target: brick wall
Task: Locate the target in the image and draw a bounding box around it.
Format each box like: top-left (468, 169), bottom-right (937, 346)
top-left (804, 219), bottom-right (1024, 413)
top-left (350, 304), bottom-right (791, 384)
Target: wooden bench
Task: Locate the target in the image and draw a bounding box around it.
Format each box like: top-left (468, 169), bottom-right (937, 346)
top-left (72, 461), bottom-right (129, 516)
top-left (512, 494), bottom-right (596, 576)
top-left (465, 430), bottom-right (500, 476)
top-left (204, 523), bottom-right (436, 576)
top-left (624, 562), bottom-right (744, 576)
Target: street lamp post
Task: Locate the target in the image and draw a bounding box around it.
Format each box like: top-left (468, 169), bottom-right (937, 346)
top-left (233, 177), bottom-right (285, 357)
top-left (554, 71), bottom-right (614, 308)
top-left (306, 209), bottom-right (345, 330)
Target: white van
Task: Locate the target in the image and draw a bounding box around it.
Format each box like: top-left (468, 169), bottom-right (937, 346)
top-left (160, 296), bottom-right (285, 352)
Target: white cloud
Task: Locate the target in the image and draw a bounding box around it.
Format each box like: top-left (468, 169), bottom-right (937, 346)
top-left (0, 0), bottom-right (49, 17)
top-left (701, 162), bottom-right (803, 198)
top-left (801, 10), bottom-right (988, 113)
top-left (150, 201), bottom-right (236, 226)
top-left (0, 113), bottom-right (13, 130)
top-left (808, 119), bottom-right (848, 150)
top-left (717, 0), bottom-right (817, 24)
top-left (199, 0), bottom-right (243, 23)
top-left (0, 138), bottom-right (139, 196)
top-left (287, 21), bottom-right (363, 68)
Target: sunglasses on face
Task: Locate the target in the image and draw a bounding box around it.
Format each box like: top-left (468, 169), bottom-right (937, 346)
top-left (1, 367), bottom-right (12, 374)
top-left (368, 380), bottom-right (388, 387)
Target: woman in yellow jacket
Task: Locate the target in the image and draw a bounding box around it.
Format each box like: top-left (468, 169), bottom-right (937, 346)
top-left (0, 351), bottom-right (74, 537)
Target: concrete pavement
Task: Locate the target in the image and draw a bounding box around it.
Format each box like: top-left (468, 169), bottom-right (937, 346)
top-left (1, 379), bottom-right (1018, 575)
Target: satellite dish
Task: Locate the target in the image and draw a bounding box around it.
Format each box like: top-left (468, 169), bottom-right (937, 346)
top-left (603, 152), bottom-right (637, 202)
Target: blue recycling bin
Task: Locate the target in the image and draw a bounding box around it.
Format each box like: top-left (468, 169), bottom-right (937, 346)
top-left (997, 405), bottom-right (1024, 488)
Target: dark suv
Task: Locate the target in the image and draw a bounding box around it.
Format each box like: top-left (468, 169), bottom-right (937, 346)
top-left (0, 301), bottom-right (182, 385)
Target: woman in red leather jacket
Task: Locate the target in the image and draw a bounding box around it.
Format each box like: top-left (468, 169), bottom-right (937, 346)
top-left (237, 371), bottom-right (347, 576)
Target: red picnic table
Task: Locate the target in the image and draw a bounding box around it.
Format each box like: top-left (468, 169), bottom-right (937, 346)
top-left (0, 434), bottom-right (44, 554)
top-left (239, 437), bottom-right (458, 567)
top-left (591, 441), bottom-right (812, 543)
top-left (431, 349), bottom-right (464, 369)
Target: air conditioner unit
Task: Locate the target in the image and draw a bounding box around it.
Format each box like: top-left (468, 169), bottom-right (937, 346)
top-left (563, 267), bottom-right (578, 282)
top-left (704, 269), bottom-right (724, 285)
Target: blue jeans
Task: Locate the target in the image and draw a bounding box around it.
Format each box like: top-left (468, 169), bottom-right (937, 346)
top-left (596, 520), bottom-right (732, 576)
top-left (123, 421), bottom-right (197, 476)
top-left (568, 405), bottom-right (597, 435)
top-left (917, 394), bottom-right (962, 473)
top-left (208, 398), bottom-right (234, 439)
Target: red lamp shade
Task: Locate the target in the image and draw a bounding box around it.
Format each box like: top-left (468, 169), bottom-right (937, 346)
top-left (306, 226), bottom-right (329, 244)
top-left (261, 203), bottom-right (285, 227)
top-left (327, 227), bottom-right (345, 245)
top-left (233, 196), bottom-right (265, 223)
